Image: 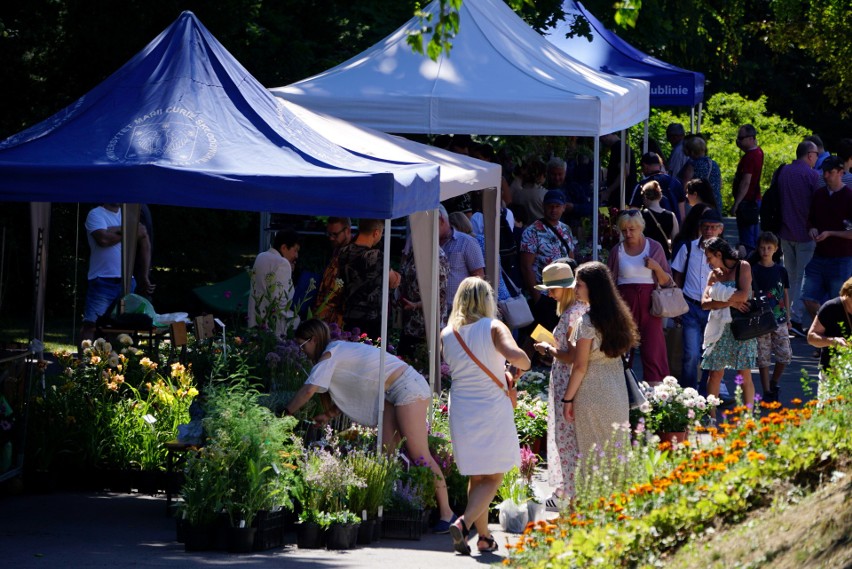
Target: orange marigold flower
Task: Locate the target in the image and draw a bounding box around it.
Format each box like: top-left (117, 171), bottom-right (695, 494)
top-left (773, 437), bottom-right (782, 444)
top-left (724, 454), bottom-right (739, 464)
top-left (791, 398), bottom-right (802, 405)
top-left (747, 451), bottom-right (766, 461)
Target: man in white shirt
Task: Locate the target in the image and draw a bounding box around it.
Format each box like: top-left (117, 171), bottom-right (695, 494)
top-left (671, 208), bottom-right (724, 391)
top-left (248, 228), bottom-right (301, 337)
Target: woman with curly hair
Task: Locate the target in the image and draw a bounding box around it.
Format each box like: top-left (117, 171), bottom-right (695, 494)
top-left (561, 262), bottom-right (639, 477)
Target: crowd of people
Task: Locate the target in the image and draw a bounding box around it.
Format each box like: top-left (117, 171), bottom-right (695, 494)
top-left (78, 126), bottom-right (852, 554)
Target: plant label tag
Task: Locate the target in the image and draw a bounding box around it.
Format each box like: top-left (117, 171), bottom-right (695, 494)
top-left (143, 414), bottom-right (156, 424)
top-left (400, 453), bottom-right (410, 469)
top-left (378, 506), bottom-right (383, 517)
top-left (271, 462), bottom-right (281, 475)
top-left (240, 520), bottom-right (246, 528)
top-left (362, 510), bottom-right (367, 521)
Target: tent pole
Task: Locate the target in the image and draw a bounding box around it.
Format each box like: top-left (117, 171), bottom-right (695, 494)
top-left (697, 103), bottom-right (703, 133)
top-left (429, 210), bottom-right (439, 414)
top-left (376, 219), bottom-right (391, 454)
top-left (592, 137), bottom-right (600, 262)
top-left (619, 129), bottom-right (626, 210)
top-left (72, 204), bottom-right (81, 346)
top-left (643, 118), bottom-right (649, 154)
top-left (259, 212), bottom-right (270, 252)
top-left (690, 107), bottom-right (695, 133)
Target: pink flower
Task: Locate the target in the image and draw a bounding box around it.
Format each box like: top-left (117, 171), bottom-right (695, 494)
top-left (527, 411), bottom-right (536, 419)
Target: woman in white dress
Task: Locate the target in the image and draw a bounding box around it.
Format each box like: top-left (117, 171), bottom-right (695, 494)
top-left (441, 277), bottom-right (531, 555)
top-left (284, 319), bottom-right (456, 531)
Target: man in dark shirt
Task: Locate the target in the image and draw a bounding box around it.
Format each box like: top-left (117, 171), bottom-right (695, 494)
top-left (800, 157), bottom-right (852, 324)
top-left (807, 277), bottom-right (852, 385)
top-left (338, 218), bottom-right (400, 339)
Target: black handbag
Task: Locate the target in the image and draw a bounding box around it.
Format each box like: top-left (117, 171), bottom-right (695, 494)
top-left (730, 297), bottom-right (777, 341)
top-left (623, 356), bottom-right (647, 410)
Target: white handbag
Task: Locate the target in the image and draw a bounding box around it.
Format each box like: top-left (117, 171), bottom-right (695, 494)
top-left (497, 269), bottom-right (534, 329)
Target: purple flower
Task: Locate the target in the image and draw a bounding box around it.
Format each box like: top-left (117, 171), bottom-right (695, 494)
top-left (526, 411), bottom-right (536, 419)
top-left (754, 393), bottom-right (762, 403)
top-left (734, 374), bottom-right (744, 386)
top-left (224, 290), bottom-right (232, 299)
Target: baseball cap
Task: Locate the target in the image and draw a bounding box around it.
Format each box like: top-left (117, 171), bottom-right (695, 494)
top-left (543, 189), bottom-right (566, 205)
top-left (699, 207), bottom-right (723, 225)
top-left (821, 156), bottom-right (843, 171)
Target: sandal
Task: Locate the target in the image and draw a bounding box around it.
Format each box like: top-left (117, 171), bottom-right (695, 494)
top-left (449, 516), bottom-right (470, 555)
top-left (477, 535), bottom-right (499, 553)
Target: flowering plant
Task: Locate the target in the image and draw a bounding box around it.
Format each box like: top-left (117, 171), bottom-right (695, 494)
top-left (517, 370), bottom-right (548, 398)
top-left (514, 391), bottom-right (548, 445)
top-left (638, 376), bottom-right (720, 433)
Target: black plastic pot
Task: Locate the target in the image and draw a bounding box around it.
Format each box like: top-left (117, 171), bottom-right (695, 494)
top-left (227, 526), bottom-right (257, 553)
top-left (356, 518), bottom-right (375, 545)
top-left (296, 521), bottom-right (325, 549)
top-left (326, 522), bottom-right (359, 550)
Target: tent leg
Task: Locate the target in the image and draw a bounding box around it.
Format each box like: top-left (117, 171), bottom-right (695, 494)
top-left (592, 137), bottom-right (600, 262)
top-left (619, 129), bottom-right (626, 211)
top-left (376, 219), bottom-right (391, 454)
top-left (643, 118), bottom-right (649, 154)
top-left (690, 107), bottom-right (696, 133)
top-left (697, 103), bottom-right (703, 133)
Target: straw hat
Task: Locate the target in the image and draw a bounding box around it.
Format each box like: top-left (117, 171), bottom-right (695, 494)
top-left (534, 262), bottom-right (576, 291)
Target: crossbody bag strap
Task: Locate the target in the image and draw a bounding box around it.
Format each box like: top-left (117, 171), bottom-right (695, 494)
top-left (540, 219), bottom-right (572, 256)
top-left (500, 267), bottom-right (521, 297)
top-left (452, 328), bottom-right (511, 398)
top-left (643, 207), bottom-right (668, 241)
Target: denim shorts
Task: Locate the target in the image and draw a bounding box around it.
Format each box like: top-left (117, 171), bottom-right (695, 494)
top-left (385, 367), bottom-right (431, 406)
top-left (801, 256), bottom-right (852, 306)
top-left (83, 276), bottom-right (135, 323)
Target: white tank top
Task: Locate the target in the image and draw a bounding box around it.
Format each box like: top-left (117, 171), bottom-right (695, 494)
top-left (617, 240), bottom-right (654, 285)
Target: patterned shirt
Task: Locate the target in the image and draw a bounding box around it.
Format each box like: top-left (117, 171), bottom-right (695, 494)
top-left (520, 220), bottom-right (575, 282)
top-left (314, 246), bottom-right (346, 327)
top-left (441, 228), bottom-right (485, 306)
top-left (338, 243), bottom-right (384, 325)
top-left (400, 248), bottom-right (449, 338)
top-left (690, 156), bottom-right (723, 214)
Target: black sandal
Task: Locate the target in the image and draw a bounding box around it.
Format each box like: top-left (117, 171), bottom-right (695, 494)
top-left (449, 516), bottom-right (470, 555)
top-left (477, 535), bottom-right (498, 553)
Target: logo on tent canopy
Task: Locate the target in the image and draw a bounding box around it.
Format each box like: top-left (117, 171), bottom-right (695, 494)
top-left (106, 106), bottom-right (218, 165)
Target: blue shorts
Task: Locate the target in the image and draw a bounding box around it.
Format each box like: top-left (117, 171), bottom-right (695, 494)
top-left (801, 256), bottom-right (852, 306)
top-left (385, 367), bottom-right (431, 406)
top-left (83, 276), bottom-right (135, 323)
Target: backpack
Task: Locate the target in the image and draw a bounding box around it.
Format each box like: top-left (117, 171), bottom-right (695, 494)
top-left (760, 164), bottom-right (784, 234)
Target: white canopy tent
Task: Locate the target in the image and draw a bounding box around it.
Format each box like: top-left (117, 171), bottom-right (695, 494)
top-left (272, 0), bottom-right (650, 260)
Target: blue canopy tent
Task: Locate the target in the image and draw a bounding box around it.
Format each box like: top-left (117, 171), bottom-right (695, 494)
top-left (0, 12), bottom-right (441, 447)
top-left (544, 1), bottom-right (705, 136)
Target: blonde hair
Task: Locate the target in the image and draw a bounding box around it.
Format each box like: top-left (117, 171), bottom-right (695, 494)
top-left (616, 209), bottom-right (646, 231)
top-left (641, 180), bottom-right (662, 202)
top-left (840, 276), bottom-right (852, 298)
top-left (448, 277), bottom-right (496, 329)
top-left (294, 319), bottom-right (331, 363)
top-left (449, 211), bottom-right (474, 235)
top-left (555, 287), bottom-right (576, 316)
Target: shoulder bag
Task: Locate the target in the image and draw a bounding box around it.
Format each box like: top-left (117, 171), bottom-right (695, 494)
top-left (452, 328), bottom-right (518, 409)
top-left (623, 356), bottom-right (647, 410)
top-left (729, 262), bottom-right (777, 341)
top-left (638, 233), bottom-right (688, 318)
top-left (497, 269), bottom-right (535, 329)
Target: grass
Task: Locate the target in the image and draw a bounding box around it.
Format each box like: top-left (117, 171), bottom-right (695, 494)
top-left (0, 314), bottom-right (77, 353)
top-left (661, 461), bottom-right (852, 569)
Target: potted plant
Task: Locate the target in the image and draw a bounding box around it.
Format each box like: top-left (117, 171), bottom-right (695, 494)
top-left (294, 444), bottom-right (365, 549)
top-left (637, 376), bottom-right (721, 443)
top-left (495, 466), bottom-right (532, 533)
top-left (177, 448), bottom-right (228, 551)
top-left (321, 510), bottom-right (361, 550)
top-left (514, 391), bottom-right (548, 450)
top-left (345, 450), bottom-right (398, 544)
top-left (381, 458), bottom-right (436, 540)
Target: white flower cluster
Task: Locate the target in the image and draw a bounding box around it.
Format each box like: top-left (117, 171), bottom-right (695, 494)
top-left (638, 376), bottom-right (720, 426)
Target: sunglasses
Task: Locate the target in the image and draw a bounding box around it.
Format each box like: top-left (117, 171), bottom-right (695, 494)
top-left (298, 338), bottom-right (311, 351)
top-left (327, 228), bottom-right (346, 239)
top-left (619, 209), bottom-right (642, 217)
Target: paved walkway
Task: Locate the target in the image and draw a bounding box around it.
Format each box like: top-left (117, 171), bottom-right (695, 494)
top-left (0, 488), bottom-right (552, 568)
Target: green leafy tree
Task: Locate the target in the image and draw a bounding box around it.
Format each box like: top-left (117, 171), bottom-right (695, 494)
top-left (634, 93), bottom-right (809, 214)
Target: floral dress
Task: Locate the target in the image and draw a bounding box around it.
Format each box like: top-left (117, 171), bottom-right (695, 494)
top-left (701, 280), bottom-right (758, 370)
top-left (547, 301), bottom-right (588, 498)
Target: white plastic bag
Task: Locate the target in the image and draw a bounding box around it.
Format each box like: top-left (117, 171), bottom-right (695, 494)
top-left (527, 499), bottom-right (545, 523)
top-left (496, 499), bottom-right (529, 533)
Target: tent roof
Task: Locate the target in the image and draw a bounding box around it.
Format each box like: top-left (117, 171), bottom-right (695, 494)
top-left (0, 11), bottom-right (440, 219)
top-left (272, 0), bottom-right (649, 137)
top-left (279, 100), bottom-right (501, 201)
top-left (544, 1), bottom-right (704, 107)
